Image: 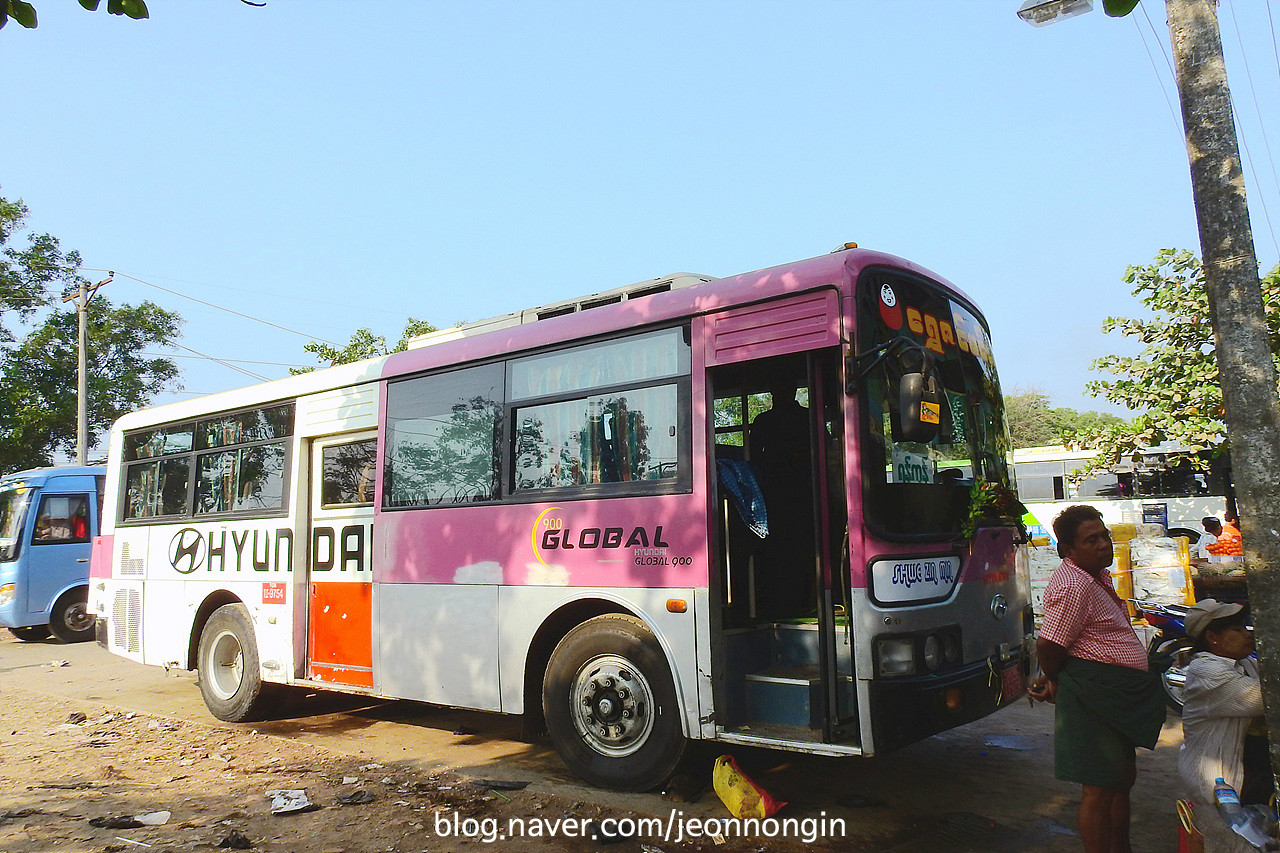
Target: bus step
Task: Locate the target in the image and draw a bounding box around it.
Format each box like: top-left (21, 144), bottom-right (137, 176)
top-left (743, 667), bottom-right (822, 729)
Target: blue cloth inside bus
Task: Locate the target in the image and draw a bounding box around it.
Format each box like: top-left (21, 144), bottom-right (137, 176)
top-left (716, 458), bottom-right (769, 539)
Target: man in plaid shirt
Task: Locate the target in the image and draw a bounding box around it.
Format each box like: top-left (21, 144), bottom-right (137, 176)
top-left (1028, 505), bottom-right (1165, 853)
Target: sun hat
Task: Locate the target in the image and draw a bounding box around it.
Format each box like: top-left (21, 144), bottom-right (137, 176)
top-left (1184, 598), bottom-right (1244, 639)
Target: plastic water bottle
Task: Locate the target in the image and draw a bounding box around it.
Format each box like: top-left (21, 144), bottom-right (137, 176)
top-left (1213, 777), bottom-right (1242, 814)
top-left (1212, 777), bottom-right (1273, 848)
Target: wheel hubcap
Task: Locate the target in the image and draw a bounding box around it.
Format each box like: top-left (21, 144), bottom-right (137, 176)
top-left (65, 601), bottom-right (93, 633)
top-left (207, 629), bottom-right (244, 700)
top-left (570, 655), bottom-right (655, 757)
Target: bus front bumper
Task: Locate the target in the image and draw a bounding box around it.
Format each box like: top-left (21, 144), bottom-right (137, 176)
top-left (869, 654), bottom-right (1026, 754)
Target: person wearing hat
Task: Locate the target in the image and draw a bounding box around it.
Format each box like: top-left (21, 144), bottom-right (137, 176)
top-left (1178, 599), bottom-right (1269, 852)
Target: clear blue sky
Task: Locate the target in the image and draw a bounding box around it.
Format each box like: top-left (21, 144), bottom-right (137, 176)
top-left (5, 1), bottom-right (1280, 417)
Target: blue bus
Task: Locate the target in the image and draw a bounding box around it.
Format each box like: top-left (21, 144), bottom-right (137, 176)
top-left (0, 466), bottom-right (105, 643)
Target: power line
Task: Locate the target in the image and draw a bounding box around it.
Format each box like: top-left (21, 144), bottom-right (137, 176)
top-left (77, 268), bottom-right (342, 346)
top-left (140, 352), bottom-right (310, 368)
top-left (1224, 0), bottom-right (1280, 260)
top-left (170, 342), bottom-right (269, 382)
top-left (117, 270), bottom-right (415, 319)
top-left (1133, 10), bottom-right (1180, 131)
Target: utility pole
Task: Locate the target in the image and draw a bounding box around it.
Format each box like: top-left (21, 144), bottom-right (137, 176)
top-left (1164, 0), bottom-right (1280, 779)
top-left (62, 272), bottom-right (112, 466)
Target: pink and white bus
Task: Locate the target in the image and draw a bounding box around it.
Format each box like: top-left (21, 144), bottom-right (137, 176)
top-left (89, 245), bottom-right (1032, 791)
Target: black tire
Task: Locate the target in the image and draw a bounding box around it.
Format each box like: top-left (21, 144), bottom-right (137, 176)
top-left (49, 587), bottom-right (95, 643)
top-left (542, 614), bottom-right (686, 791)
top-left (1150, 636), bottom-right (1194, 714)
top-left (197, 603), bottom-right (271, 722)
top-left (8, 625), bottom-right (51, 642)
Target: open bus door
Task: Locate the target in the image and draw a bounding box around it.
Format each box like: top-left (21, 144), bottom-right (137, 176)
top-left (705, 290), bottom-right (858, 747)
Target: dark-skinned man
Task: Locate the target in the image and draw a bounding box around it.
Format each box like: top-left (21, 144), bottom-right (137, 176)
top-left (1028, 505), bottom-right (1165, 853)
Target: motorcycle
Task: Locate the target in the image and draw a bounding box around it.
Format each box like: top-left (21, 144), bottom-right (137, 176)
top-left (1130, 598), bottom-right (1194, 714)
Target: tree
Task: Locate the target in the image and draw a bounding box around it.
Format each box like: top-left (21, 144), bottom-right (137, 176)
top-left (293, 318), bottom-right (439, 374)
top-left (1, 194), bottom-right (83, 343)
top-left (1004, 388), bottom-right (1057, 448)
top-left (0, 298), bottom-right (182, 471)
top-left (1, 0), bottom-right (266, 29)
top-left (1, 0), bottom-right (148, 29)
top-left (1003, 386), bottom-right (1129, 449)
top-left (1086, 248), bottom-right (1280, 466)
top-left (0, 191), bottom-right (183, 472)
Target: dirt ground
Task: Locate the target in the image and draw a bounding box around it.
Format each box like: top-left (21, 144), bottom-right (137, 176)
top-left (2, 681), bottom-right (784, 853)
top-left (0, 633), bottom-right (1192, 853)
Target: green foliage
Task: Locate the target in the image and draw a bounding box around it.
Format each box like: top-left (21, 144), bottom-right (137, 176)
top-left (1, 193), bottom-right (86, 344)
top-left (1086, 248), bottom-right (1280, 468)
top-left (0, 191), bottom-right (182, 472)
top-left (962, 481), bottom-right (1028, 540)
top-left (1002, 387), bottom-right (1128, 449)
top-left (292, 317), bottom-right (440, 374)
top-left (0, 299), bottom-right (182, 472)
top-left (1102, 0), bottom-right (1141, 17)
top-left (1, 0), bottom-right (148, 28)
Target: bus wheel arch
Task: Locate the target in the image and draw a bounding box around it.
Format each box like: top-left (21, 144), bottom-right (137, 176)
top-left (541, 612), bottom-right (687, 792)
top-left (522, 599), bottom-right (630, 740)
top-left (187, 590), bottom-right (243, 671)
top-left (196, 601), bottom-right (273, 722)
top-left (49, 585), bottom-right (95, 643)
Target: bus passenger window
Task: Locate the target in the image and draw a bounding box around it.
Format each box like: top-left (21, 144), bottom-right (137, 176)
top-left (384, 364), bottom-right (503, 507)
top-left (321, 440), bottom-right (377, 508)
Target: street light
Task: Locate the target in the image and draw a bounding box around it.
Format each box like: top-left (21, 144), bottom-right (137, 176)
top-left (1016, 0), bottom-right (1094, 27)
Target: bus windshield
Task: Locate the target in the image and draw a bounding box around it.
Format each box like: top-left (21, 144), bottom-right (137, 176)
top-left (0, 489), bottom-right (31, 561)
top-left (859, 272), bottom-right (1014, 538)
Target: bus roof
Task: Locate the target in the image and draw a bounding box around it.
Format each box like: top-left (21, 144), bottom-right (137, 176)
top-left (0, 465), bottom-right (105, 488)
top-left (109, 245), bottom-right (975, 433)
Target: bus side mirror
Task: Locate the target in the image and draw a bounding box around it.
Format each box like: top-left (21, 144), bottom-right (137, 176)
top-left (899, 354), bottom-right (942, 444)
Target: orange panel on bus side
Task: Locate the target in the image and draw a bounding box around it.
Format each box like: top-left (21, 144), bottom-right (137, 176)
top-left (308, 582), bottom-right (373, 687)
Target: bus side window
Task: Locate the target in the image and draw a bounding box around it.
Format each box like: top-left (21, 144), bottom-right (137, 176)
top-left (32, 494), bottom-right (90, 544)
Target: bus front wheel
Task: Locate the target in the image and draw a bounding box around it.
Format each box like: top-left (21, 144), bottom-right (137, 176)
top-left (49, 587), bottom-right (95, 643)
top-left (543, 614), bottom-right (686, 792)
top-left (197, 603), bottom-right (271, 722)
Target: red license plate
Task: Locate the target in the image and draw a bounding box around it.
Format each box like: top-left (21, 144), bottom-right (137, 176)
top-left (1001, 665), bottom-right (1024, 702)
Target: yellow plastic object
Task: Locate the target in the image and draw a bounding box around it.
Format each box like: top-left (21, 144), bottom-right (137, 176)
top-left (1112, 543), bottom-right (1135, 618)
top-left (1110, 522), bottom-right (1137, 543)
top-left (712, 755), bottom-right (785, 820)
top-left (1176, 536), bottom-right (1196, 605)
top-left (1030, 536), bottom-right (1051, 547)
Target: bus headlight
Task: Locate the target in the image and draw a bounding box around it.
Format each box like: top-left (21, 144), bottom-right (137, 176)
top-left (944, 633), bottom-right (961, 665)
top-left (0, 583), bottom-right (14, 607)
top-left (876, 638), bottom-right (916, 677)
top-left (922, 634), bottom-right (942, 671)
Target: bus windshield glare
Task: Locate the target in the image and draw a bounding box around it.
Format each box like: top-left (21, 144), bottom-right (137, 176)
top-left (859, 272), bottom-right (1014, 538)
top-left (0, 489), bottom-right (31, 561)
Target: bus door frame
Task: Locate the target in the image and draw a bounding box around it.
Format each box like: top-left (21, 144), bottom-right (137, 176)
top-left (702, 288), bottom-right (855, 742)
top-left (304, 432), bottom-right (377, 688)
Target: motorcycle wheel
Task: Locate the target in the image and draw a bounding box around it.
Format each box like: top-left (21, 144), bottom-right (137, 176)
top-left (1149, 636), bottom-right (1194, 715)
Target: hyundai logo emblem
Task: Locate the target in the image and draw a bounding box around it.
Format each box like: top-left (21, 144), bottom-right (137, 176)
top-left (990, 594), bottom-right (1008, 619)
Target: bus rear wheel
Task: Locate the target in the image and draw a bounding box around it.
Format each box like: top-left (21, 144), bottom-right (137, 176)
top-left (197, 603), bottom-right (272, 722)
top-left (8, 625), bottom-right (51, 642)
top-left (50, 587), bottom-right (95, 643)
top-left (542, 614), bottom-right (686, 792)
